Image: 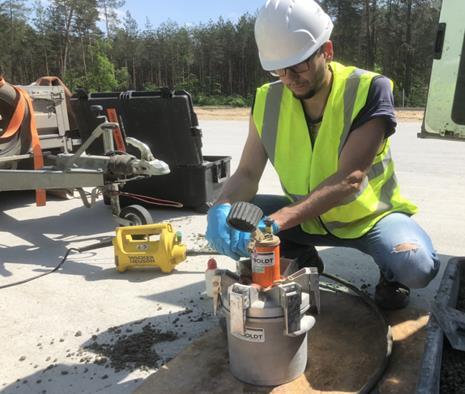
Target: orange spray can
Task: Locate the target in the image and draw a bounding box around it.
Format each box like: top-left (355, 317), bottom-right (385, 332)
top-left (251, 232), bottom-right (281, 288)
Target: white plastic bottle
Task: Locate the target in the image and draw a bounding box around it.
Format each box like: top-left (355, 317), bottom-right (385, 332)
top-left (205, 258), bottom-right (218, 297)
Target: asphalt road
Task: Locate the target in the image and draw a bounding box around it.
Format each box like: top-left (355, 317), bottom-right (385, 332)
top-left (0, 120), bottom-right (464, 393)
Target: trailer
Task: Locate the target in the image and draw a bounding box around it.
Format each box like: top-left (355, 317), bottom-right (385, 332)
top-left (0, 78), bottom-right (170, 225)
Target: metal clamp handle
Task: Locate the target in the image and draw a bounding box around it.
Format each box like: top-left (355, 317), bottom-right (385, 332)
top-left (228, 283), bottom-right (251, 336)
top-left (279, 283), bottom-right (302, 336)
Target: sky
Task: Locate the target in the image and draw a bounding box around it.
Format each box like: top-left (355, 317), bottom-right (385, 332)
top-left (118, 0), bottom-right (266, 28)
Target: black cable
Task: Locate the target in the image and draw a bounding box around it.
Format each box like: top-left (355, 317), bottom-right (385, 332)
top-left (186, 249), bottom-right (220, 256)
top-left (0, 240), bottom-right (211, 291)
top-left (0, 248), bottom-right (78, 290)
top-left (0, 238), bottom-right (114, 290)
top-left (321, 272), bottom-right (393, 394)
top-left (77, 237), bottom-right (114, 252)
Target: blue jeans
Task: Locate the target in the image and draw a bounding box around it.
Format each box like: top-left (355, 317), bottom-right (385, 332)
top-left (252, 195), bottom-right (440, 289)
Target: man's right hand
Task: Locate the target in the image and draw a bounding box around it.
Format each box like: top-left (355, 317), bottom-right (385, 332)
top-left (206, 203), bottom-right (251, 260)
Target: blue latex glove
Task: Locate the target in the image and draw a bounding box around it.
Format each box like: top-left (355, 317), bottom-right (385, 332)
top-left (231, 231), bottom-right (252, 258)
top-left (258, 217), bottom-right (280, 235)
top-left (206, 205), bottom-right (280, 259)
top-left (206, 203), bottom-right (241, 260)
top-left (229, 217), bottom-right (281, 257)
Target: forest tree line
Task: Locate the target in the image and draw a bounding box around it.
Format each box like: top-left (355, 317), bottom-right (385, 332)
top-left (0, 0), bottom-right (441, 106)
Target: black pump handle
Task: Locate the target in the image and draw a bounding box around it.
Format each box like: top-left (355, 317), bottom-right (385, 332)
top-left (227, 202), bottom-right (263, 233)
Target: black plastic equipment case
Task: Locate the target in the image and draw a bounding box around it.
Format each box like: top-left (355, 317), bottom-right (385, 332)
top-left (70, 88), bottom-right (231, 212)
top-left (119, 155), bottom-right (230, 212)
top-left (416, 257), bottom-right (465, 394)
top-left (71, 88), bottom-right (203, 165)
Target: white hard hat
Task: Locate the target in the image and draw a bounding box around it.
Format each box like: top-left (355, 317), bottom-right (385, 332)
top-left (255, 0), bottom-right (334, 71)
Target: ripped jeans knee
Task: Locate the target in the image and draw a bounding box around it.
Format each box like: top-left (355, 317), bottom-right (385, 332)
top-left (382, 241), bottom-right (440, 289)
top-left (357, 213), bottom-right (440, 289)
top-left (393, 242), bottom-right (420, 253)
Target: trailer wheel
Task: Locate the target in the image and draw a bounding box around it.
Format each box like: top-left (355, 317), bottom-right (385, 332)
top-left (119, 205), bottom-right (153, 225)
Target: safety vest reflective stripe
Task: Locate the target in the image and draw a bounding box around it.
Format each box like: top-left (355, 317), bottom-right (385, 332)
top-left (369, 149), bottom-right (392, 179)
top-left (339, 69), bottom-right (368, 155)
top-left (283, 148), bottom-right (393, 206)
top-left (261, 81), bottom-right (284, 163)
top-left (339, 149), bottom-right (393, 205)
top-left (325, 172), bottom-right (397, 230)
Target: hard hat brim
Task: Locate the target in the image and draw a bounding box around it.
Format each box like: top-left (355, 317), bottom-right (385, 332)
top-left (259, 28), bottom-right (333, 72)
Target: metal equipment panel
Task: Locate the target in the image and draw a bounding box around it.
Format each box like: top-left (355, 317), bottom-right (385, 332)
top-left (420, 0), bottom-right (465, 140)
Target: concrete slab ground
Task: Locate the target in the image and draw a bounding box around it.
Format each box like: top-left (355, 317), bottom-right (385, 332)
top-left (0, 120), bottom-right (464, 394)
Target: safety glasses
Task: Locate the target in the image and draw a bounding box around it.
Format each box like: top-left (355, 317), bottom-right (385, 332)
top-left (269, 47), bottom-right (322, 78)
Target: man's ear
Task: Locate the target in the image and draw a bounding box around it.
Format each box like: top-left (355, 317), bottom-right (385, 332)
top-left (323, 40), bottom-right (334, 62)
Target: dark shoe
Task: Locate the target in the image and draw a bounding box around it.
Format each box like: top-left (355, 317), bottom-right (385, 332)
top-left (375, 272), bottom-right (410, 310)
top-left (294, 247), bottom-right (324, 273)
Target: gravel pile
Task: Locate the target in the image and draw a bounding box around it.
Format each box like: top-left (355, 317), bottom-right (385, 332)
top-left (84, 323), bottom-right (177, 372)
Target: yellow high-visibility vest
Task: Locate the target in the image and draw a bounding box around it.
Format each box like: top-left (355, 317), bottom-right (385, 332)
top-left (253, 62), bottom-right (417, 239)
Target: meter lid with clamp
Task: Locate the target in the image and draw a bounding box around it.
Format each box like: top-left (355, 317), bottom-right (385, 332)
top-left (221, 285), bottom-right (310, 319)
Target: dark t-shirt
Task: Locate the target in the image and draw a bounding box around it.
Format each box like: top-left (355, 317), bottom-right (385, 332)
top-left (302, 75), bottom-right (396, 145)
top-left (304, 75), bottom-right (397, 141)
top-left (349, 75), bottom-right (397, 138)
